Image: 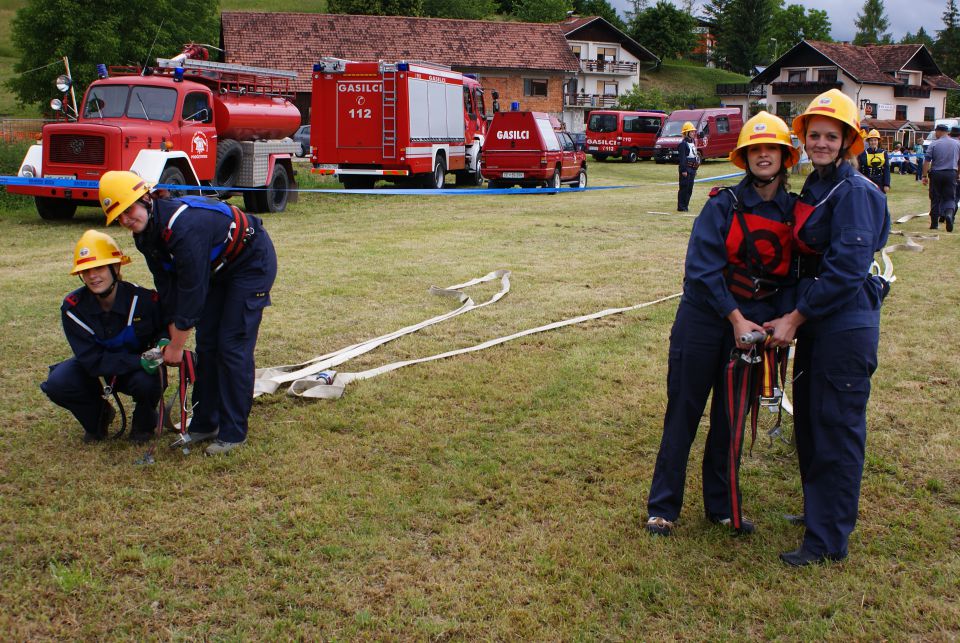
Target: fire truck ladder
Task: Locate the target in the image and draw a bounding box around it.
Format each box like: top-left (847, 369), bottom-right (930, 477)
top-left (382, 66), bottom-right (397, 160)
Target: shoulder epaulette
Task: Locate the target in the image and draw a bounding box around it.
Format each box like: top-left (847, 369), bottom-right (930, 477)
top-left (63, 293), bottom-right (80, 308)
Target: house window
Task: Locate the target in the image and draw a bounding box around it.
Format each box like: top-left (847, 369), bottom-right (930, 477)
top-left (896, 71), bottom-right (911, 84)
top-left (896, 105), bottom-right (907, 120)
top-left (571, 44), bottom-right (582, 59)
top-left (925, 106), bottom-right (935, 121)
top-left (818, 68), bottom-right (837, 83)
top-left (787, 69), bottom-right (805, 82)
top-left (597, 47), bottom-right (617, 61)
top-left (598, 81), bottom-right (618, 96)
top-left (716, 116), bottom-right (730, 133)
top-left (776, 101), bottom-right (792, 121)
top-left (523, 78), bottom-right (548, 97)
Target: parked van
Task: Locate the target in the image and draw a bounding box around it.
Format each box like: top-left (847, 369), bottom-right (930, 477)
top-left (585, 109), bottom-right (666, 162)
top-left (481, 111), bottom-right (587, 188)
top-left (654, 108), bottom-right (743, 163)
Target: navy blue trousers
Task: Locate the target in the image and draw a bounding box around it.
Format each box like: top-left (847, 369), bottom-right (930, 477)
top-left (647, 301), bottom-right (737, 522)
top-left (677, 170), bottom-right (696, 210)
top-left (792, 326), bottom-right (879, 557)
top-left (41, 358), bottom-right (162, 436)
top-left (189, 228), bottom-right (277, 444)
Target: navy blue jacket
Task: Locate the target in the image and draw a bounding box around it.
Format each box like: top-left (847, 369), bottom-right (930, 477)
top-left (678, 138), bottom-right (699, 172)
top-left (795, 162), bottom-right (891, 333)
top-left (134, 197), bottom-right (261, 331)
top-left (682, 177), bottom-right (796, 323)
top-left (856, 147), bottom-right (891, 190)
top-left (61, 281), bottom-right (165, 377)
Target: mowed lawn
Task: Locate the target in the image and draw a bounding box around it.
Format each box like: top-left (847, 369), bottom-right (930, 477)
top-left (0, 159), bottom-right (957, 639)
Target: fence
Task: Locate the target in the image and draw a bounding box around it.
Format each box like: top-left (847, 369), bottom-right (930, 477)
top-left (0, 119), bottom-right (49, 144)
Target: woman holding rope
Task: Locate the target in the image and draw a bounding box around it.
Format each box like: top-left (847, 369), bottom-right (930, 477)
top-left (646, 112), bottom-right (799, 537)
top-left (765, 89), bottom-right (890, 566)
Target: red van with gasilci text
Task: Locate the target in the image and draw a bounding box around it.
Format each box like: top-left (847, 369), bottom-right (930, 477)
top-left (481, 111), bottom-right (587, 188)
top-left (585, 109), bottom-right (666, 162)
top-left (653, 107), bottom-right (743, 164)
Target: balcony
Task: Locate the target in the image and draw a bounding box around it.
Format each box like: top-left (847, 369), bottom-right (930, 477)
top-left (716, 83), bottom-right (766, 97)
top-left (580, 59), bottom-right (638, 75)
top-left (564, 93), bottom-right (619, 108)
top-left (894, 84), bottom-right (931, 98)
top-left (771, 80), bottom-right (843, 95)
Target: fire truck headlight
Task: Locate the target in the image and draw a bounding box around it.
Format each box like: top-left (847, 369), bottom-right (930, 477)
top-left (55, 74), bottom-right (72, 93)
top-left (20, 164), bottom-right (36, 178)
top-left (50, 98), bottom-right (63, 112)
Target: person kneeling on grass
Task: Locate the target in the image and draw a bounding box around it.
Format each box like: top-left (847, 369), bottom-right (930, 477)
top-left (41, 230), bottom-right (165, 444)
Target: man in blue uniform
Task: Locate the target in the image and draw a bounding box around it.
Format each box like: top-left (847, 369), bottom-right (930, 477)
top-left (677, 121), bottom-right (700, 212)
top-left (99, 171), bottom-right (278, 455)
top-left (41, 230), bottom-right (165, 444)
top-left (922, 123), bottom-right (960, 231)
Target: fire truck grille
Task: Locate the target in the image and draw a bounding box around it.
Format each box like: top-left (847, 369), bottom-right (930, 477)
top-left (49, 134), bottom-right (105, 165)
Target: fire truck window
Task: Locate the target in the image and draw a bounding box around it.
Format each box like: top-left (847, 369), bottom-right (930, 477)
top-left (716, 117), bottom-right (730, 134)
top-left (182, 92), bottom-right (211, 123)
top-left (463, 87), bottom-right (474, 117)
top-left (536, 118), bottom-right (561, 151)
top-left (127, 86), bottom-right (177, 122)
top-left (474, 88), bottom-right (485, 118)
top-left (588, 113), bottom-right (617, 133)
top-left (83, 86), bottom-right (127, 118)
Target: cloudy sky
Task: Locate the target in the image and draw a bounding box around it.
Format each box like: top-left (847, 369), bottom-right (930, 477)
top-left (608, 0), bottom-right (950, 42)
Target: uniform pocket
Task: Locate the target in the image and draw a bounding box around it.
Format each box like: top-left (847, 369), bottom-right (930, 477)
top-left (840, 227), bottom-right (871, 247)
top-left (821, 372), bottom-right (870, 427)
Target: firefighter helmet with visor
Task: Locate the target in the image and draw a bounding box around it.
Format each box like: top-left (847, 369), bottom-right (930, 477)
top-left (71, 230), bottom-right (131, 275)
top-left (99, 170), bottom-right (152, 225)
top-left (728, 111), bottom-right (800, 170)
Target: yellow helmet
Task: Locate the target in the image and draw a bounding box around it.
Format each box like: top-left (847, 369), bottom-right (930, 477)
top-left (729, 111), bottom-right (800, 170)
top-left (681, 121), bottom-right (696, 135)
top-left (866, 129), bottom-right (881, 140)
top-left (792, 89), bottom-right (864, 157)
top-left (71, 229), bottom-right (132, 275)
top-left (99, 170), bottom-right (151, 225)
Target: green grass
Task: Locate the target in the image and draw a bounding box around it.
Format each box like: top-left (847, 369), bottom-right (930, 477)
top-left (642, 59), bottom-right (751, 97)
top-left (0, 160), bottom-right (957, 638)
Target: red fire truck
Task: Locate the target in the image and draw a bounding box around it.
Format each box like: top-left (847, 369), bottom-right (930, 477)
top-left (10, 46), bottom-right (302, 220)
top-left (310, 58), bottom-right (487, 189)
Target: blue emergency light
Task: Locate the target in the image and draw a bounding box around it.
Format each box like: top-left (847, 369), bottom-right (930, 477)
top-left (511, 101), bottom-right (520, 111)
top-left (397, 62), bottom-right (409, 71)
top-left (313, 63), bottom-right (321, 72)
top-left (96, 64), bottom-right (108, 79)
top-left (173, 67), bottom-right (185, 82)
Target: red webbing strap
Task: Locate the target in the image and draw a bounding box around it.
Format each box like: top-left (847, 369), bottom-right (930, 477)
top-left (725, 349), bottom-right (755, 531)
top-left (221, 206), bottom-right (250, 264)
top-left (177, 351), bottom-right (197, 438)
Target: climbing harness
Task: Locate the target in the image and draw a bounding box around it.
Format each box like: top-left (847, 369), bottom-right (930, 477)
top-left (135, 349), bottom-right (197, 465)
top-left (159, 196), bottom-right (255, 274)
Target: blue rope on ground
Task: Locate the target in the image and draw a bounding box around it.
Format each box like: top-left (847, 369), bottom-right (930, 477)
top-left (0, 171), bottom-right (745, 196)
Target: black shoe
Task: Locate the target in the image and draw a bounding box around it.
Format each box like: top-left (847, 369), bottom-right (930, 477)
top-left (947, 217), bottom-right (954, 232)
top-left (83, 403), bottom-right (115, 443)
top-left (779, 547), bottom-right (845, 567)
top-left (82, 430), bottom-right (106, 444)
top-left (707, 513), bottom-right (755, 535)
top-left (930, 225), bottom-right (939, 230)
top-left (677, 207), bottom-right (688, 212)
top-left (784, 514), bottom-right (806, 526)
top-left (645, 516), bottom-right (674, 536)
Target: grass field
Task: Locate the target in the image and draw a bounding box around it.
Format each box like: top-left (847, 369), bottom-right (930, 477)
top-left (0, 160), bottom-right (957, 639)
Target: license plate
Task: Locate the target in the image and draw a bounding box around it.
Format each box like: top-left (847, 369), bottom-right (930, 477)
top-left (502, 172), bottom-right (524, 179)
top-left (44, 174), bottom-right (76, 180)
top-left (315, 164), bottom-right (337, 171)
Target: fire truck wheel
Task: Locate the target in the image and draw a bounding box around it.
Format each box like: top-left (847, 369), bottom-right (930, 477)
top-left (624, 149), bottom-right (638, 163)
top-left (455, 167), bottom-right (483, 187)
top-left (35, 196), bottom-right (77, 220)
top-left (576, 167), bottom-right (588, 189)
top-left (215, 139), bottom-right (242, 188)
top-left (159, 166), bottom-right (188, 198)
top-left (424, 156), bottom-right (446, 189)
top-left (245, 164), bottom-right (291, 213)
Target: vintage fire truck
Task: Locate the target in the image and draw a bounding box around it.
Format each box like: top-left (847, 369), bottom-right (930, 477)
top-left (310, 58), bottom-right (487, 189)
top-left (11, 46), bottom-right (301, 220)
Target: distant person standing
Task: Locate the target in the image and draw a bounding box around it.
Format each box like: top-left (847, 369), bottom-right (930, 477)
top-left (914, 140), bottom-right (925, 181)
top-left (857, 130), bottom-right (890, 193)
top-left (951, 127), bottom-right (960, 208)
top-left (922, 123), bottom-right (960, 231)
top-left (677, 122), bottom-right (700, 212)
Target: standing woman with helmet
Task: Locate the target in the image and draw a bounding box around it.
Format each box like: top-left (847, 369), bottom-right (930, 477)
top-left (677, 121), bottom-right (700, 212)
top-left (646, 112), bottom-right (799, 537)
top-left (765, 89), bottom-right (890, 566)
top-left (99, 171), bottom-right (278, 456)
top-left (41, 231), bottom-right (165, 444)
top-left (857, 129), bottom-right (890, 193)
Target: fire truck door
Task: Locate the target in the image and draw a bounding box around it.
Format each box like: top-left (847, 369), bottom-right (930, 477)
top-left (336, 79), bottom-right (383, 149)
top-left (180, 91), bottom-right (216, 178)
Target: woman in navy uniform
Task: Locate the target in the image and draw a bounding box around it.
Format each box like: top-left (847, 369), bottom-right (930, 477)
top-left (856, 129), bottom-right (890, 193)
top-left (99, 171), bottom-right (278, 456)
top-left (765, 89), bottom-right (890, 566)
top-left (676, 122), bottom-right (700, 212)
top-left (41, 230), bottom-right (165, 444)
top-left (646, 112), bottom-right (799, 536)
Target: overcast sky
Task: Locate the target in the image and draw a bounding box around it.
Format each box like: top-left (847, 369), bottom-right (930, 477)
top-left (608, 0), bottom-right (950, 42)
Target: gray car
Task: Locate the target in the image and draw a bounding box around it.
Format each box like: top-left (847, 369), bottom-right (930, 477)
top-left (293, 125), bottom-right (310, 157)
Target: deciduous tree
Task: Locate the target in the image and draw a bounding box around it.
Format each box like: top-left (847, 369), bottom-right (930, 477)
top-left (933, 0), bottom-right (960, 78)
top-left (572, 0), bottom-right (627, 31)
top-left (422, 0), bottom-right (497, 19)
top-left (513, 0), bottom-right (571, 22)
top-left (629, 1), bottom-right (697, 60)
top-left (328, 0), bottom-right (423, 14)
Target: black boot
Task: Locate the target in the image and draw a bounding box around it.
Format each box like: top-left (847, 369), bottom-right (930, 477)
top-left (707, 513), bottom-right (756, 536)
top-left (84, 403), bottom-right (115, 443)
top-left (779, 547), bottom-right (845, 567)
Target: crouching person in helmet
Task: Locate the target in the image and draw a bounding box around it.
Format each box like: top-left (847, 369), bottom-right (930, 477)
top-left (99, 171), bottom-right (278, 456)
top-left (41, 231), bottom-right (165, 444)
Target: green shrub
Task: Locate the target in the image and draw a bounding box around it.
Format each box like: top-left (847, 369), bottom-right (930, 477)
top-left (0, 139), bottom-right (32, 208)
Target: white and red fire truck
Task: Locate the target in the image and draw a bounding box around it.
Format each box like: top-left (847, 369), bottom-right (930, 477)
top-left (310, 58), bottom-right (487, 189)
top-left (11, 45), bottom-right (302, 220)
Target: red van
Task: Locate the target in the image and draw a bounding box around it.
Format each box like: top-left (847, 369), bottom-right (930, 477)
top-left (585, 109), bottom-right (666, 162)
top-left (653, 108), bottom-right (743, 164)
top-left (481, 111), bottom-right (587, 188)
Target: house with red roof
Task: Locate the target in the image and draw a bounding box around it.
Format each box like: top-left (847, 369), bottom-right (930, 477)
top-left (559, 16), bottom-right (659, 131)
top-left (220, 12), bottom-right (581, 125)
top-left (751, 40), bottom-right (960, 147)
